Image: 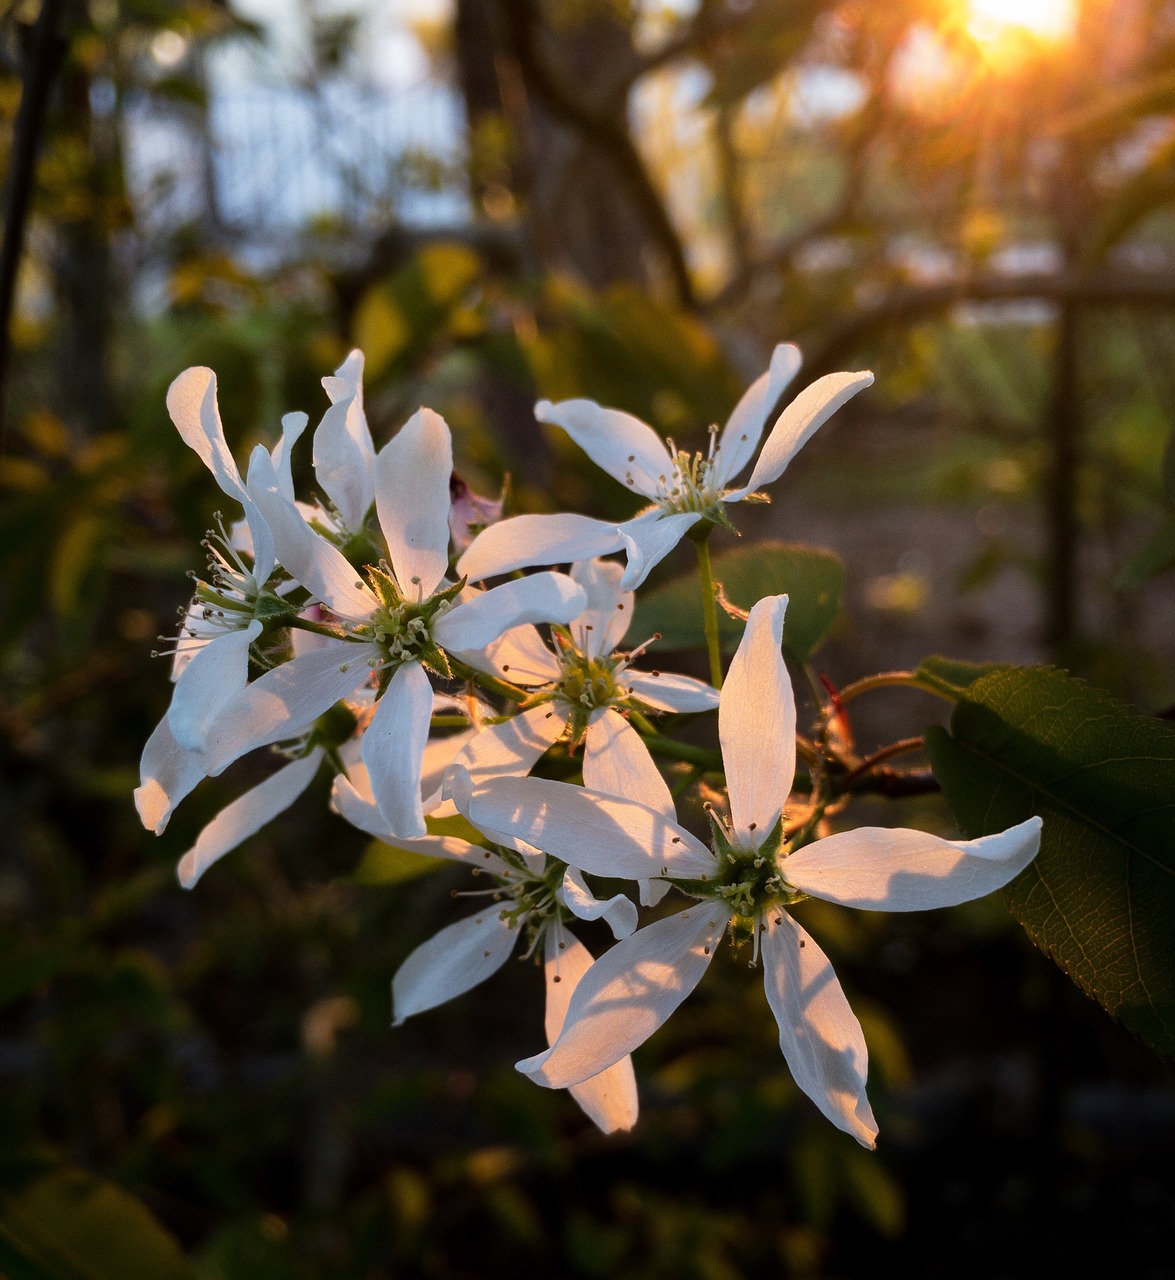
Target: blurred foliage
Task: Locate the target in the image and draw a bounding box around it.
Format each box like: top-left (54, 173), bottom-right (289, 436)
top-left (1, 0), bottom-right (1174, 1275)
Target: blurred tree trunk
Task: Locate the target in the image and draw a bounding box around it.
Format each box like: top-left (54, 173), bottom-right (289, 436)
top-left (455, 0), bottom-right (689, 300)
top-left (51, 56), bottom-right (117, 438)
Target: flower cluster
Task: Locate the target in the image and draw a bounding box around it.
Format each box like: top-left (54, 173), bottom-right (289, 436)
top-left (139, 346), bottom-right (1042, 1141)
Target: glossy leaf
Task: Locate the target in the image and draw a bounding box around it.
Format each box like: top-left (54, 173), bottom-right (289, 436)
top-left (631, 541), bottom-right (843, 662)
top-left (914, 655), bottom-right (1010, 701)
top-left (925, 666), bottom-right (1175, 1058)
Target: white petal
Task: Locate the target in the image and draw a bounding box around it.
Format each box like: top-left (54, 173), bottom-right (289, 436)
top-left (517, 907), bottom-right (729, 1088)
top-left (460, 775), bottom-right (715, 881)
top-left (271, 411), bottom-right (310, 501)
top-left (457, 513), bottom-right (626, 582)
top-left (177, 748), bottom-right (323, 888)
top-left (166, 367), bottom-right (245, 500)
top-left (448, 703), bottom-right (567, 787)
top-left (419, 725), bottom-right (480, 812)
top-left (618, 511), bottom-right (701, 590)
top-left (434, 572), bottom-right (586, 654)
top-left (571, 558), bottom-right (631, 657)
top-left (362, 660), bottom-right (434, 838)
top-left (624, 669), bottom-right (720, 714)
top-left (761, 910), bottom-right (877, 1148)
top-left (135, 715), bottom-right (209, 835)
top-left (138, 641), bottom-right (372, 834)
top-left (735, 371), bottom-right (874, 496)
top-left (167, 620), bottom-right (262, 751)
top-left (544, 925), bottom-right (638, 1134)
top-left (536, 398), bottom-right (669, 497)
top-left (248, 449), bottom-right (378, 621)
top-left (712, 343), bottom-right (803, 486)
top-left (315, 350), bottom-right (375, 532)
top-left (207, 639), bottom-right (375, 770)
top-left (582, 709), bottom-right (674, 821)
top-left (720, 594), bottom-right (795, 845)
top-left (392, 909), bottom-right (519, 1025)
top-left (558, 867), bottom-right (638, 940)
top-left (476, 625), bottom-right (562, 686)
top-left (782, 816), bottom-right (1043, 911)
top-left (375, 408), bottom-right (452, 599)
top-left (331, 773), bottom-right (511, 873)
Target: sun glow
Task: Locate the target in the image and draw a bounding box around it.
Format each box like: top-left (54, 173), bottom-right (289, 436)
top-left (965, 0), bottom-right (1077, 46)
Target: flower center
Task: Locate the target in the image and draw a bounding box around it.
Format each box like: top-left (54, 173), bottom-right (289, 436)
top-left (654, 443), bottom-right (723, 517)
top-left (557, 650), bottom-right (620, 711)
top-left (360, 562), bottom-right (461, 677)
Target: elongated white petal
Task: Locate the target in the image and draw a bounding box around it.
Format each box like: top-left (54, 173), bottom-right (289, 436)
top-left (624, 669), bottom-right (720, 714)
top-left (392, 909), bottom-right (519, 1025)
top-left (420, 725), bottom-right (480, 813)
top-left (168, 620), bottom-right (261, 751)
top-left (517, 907), bottom-right (729, 1087)
top-left (783, 816), bottom-right (1043, 910)
top-left (618, 511), bottom-right (701, 590)
top-left (178, 748), bottom-right (323, 888)
top-left (458, 513), bottom-right (626, 582)
top-left (434, 572), bottom-right (586, 654)
top-left (271, 411), bottom-right (309, 501)
top-left (448, 704), bottom-right (567, 787)
top-left (712, 343), bottom-right (803, 486)
top-left (571, 558), bottom-right (632, 658)
top-left (476, 625), bottom-right (562, 686)
top-left (582, 708), bottom-right (674, 820)
top-left (460, 775), bottom-right (715, 881)
top-left (208, 639), bottom-right (375, 770)
top-left (135, 715), bottom-right (209, 835)
top-left (734, 371), bottom-right (874, 496)
top-left (376, 408), bottom-right (452, 599)
top-left (313, 395), bottom-right (375, 533)
top-left (166, 367), bottom-right (245, 500)
top-left (761, 909), bottom-right (877, 1148)
top-left (545, 925), bottom-right (638, 1134)
top-left (315, 351), bottom-right (375, 532)
top-left (559, 867), bottom-right (638, 940)
top-left (536, 398), bottom-right (669, 497)
top-left (720, 594), bottom-right (795, 845)
top-left (362, 660), bottom-right (433, 838)
top-left (331, 773), bottom-right (511, 873)
top-left (248, 449), bottom-right (377, 621)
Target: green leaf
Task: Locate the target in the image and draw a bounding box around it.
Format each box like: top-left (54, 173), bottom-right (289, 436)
top-left (1116, 514), bottom-right (1175, 588)
top-left (0, 1168), bottom-right (194, 1280)
top-left (913, 655), bottom-right (1009, 701)
top-left (924, 667), bottom-right (1175, 1058)
top-left (631, 542), bottom-right (843, 662)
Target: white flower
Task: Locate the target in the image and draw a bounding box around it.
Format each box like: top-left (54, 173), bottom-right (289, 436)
top-left (451, 595), bottom-right (1042, 1147)
top-left (331, 772), bottom-right (638, 1135)
top-left (248, 406), bottom-right (587, 838)
top-left (457, 346), bottom-right (874, 589)
top-left (452, 558), bottom-right (718, 902)
top-left (160, 367), bottom-right (309, 752)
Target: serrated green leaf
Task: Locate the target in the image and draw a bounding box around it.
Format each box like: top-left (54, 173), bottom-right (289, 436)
top-left (631, 541), bottom-right (843, 662)
top-left (913, 655), bottom-right (1010, 701)
top-left (0, 1168), bottom-right (194, 1280)
top-left (924, 666), bottom-right (1175, 1058)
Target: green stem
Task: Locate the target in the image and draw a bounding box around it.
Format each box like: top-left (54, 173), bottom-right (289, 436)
top-left (638, 732), bottom-right (723, 770)
top-left (450, 661), bottom-right (531, 705)
top-left (693, 532), bottom-right (724, 689)
top-left (835, 670), bottom-right (958, 705)
top-left (286, 615), bottom-right (346, 640)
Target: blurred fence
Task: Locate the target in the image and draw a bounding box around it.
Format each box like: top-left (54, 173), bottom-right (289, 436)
top-left (122, 79), bottom-right (470, 252)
